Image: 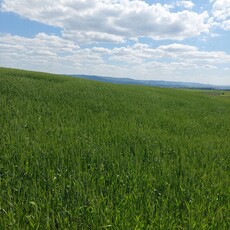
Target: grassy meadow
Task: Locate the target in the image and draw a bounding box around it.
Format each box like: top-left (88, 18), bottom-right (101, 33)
top-left (0, 68), bottom-right (230, 229)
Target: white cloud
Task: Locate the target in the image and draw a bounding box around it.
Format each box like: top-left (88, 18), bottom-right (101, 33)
top-left (0, 33), bottom-right (82, 72)
top-left (211, 0), bottom-right (230, 30)
top-left (1, 0), bottom-right (209, 43)
top-left (1, 33), bottom-right (230, 84)
top-left (176, 1), bottom-right (195, 9)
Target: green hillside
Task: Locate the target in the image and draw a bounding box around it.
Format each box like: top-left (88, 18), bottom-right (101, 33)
top-left (0, 68), bottom-right (229, 229)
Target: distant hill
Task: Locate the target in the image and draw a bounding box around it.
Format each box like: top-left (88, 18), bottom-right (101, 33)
top-left (71, 74), bottom-right (230, 90)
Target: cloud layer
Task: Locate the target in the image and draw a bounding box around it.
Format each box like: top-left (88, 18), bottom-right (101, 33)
top-left (1, 33), bottom-right (230, 84)
top-left (1, 0), bottom-right (209, 43)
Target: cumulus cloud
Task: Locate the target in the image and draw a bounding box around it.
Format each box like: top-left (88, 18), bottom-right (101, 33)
top-left (211, 0), bottom-right (230, 30)
top-left (176, 1), bottom-right (195, 9)
top-left (0, 33), bottom-right (82, 72)
top-left (1, 33), bottom-right (230, 84)
top-left (106, 43), bottom-right (230, 66)
top-left (1, 0), bottom-right (209, 43)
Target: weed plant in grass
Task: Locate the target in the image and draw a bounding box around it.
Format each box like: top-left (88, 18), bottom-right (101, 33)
top-left (0, 68), bottom-right (230, 229)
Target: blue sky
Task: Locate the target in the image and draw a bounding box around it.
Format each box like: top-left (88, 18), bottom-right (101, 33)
top-left (0, 0), bottom-right (230, 85)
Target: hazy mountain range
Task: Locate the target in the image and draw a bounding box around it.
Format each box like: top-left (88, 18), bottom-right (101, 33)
top-left (70, 74), bottom-right (230, 90)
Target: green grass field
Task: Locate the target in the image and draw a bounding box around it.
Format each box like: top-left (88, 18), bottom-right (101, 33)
top-left (0, 68), bottom-right (229, 229)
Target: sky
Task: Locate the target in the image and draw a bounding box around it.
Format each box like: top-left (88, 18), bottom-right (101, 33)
top-left (0, 0), bottom-right (230, 85)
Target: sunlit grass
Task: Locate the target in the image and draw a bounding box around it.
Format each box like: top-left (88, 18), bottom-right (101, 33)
top-left (0, 68), bottom-right (230, 229)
